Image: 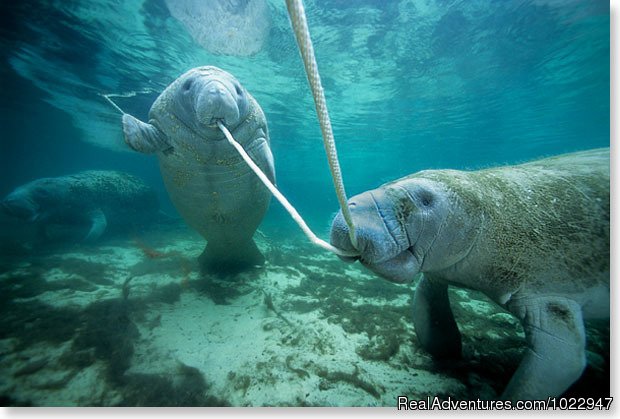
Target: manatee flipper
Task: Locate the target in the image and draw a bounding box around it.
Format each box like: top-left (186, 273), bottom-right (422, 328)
top-left (199, 239), bottom-right (264, 276)
top-left (122, 114), bottom-right (173, 155)
top-left (84, 209), bottom-right (108, 241)
top-left (412, 274), bottom-right (462, 359)
top-left (502, 296), bottom-right (586, 401)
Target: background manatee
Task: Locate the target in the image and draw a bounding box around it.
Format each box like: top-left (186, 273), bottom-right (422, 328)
top-left (1, 170), bottom-right (159, 242)
top-left (330, 148), bottom-right (609, 401)
top-left (122, 66), bottom-right (274, 275)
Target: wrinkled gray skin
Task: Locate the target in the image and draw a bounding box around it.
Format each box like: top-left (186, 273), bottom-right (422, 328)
top-left (1, 170), bottom-right (159, 241)
top-left (122, 66), bottom-right (274, 275)
top-left (331, 148), bottom-right (609, 401)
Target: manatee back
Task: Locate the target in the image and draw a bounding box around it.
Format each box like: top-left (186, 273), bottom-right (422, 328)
top-left (65, 171), bottom-right (158, 208)
top-left (421, 148), bottom-right (609, 299)
top-left (62, 171), bottom-right (160, 227)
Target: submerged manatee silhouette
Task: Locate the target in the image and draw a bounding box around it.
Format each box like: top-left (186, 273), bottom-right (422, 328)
top-left (122, 66), bottom-right (274, 275)
top-left (331, 148), bottom-right (609, 401)
top-left (1, 170), bottom-right (159, 241)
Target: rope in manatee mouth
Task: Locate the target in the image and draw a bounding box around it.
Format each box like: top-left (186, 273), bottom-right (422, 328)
top-left (285, 0), bottom-right (359, 251)
top-left (217, 121), bottom-right (358, 258)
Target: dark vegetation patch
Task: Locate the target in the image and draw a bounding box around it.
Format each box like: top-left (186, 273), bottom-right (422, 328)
top-left (0, 270), bottom-right (82, 350)
top-left (279, 259), bottom-right (412, 341)
top-left (148, 282), bottom-right (183, 305)
top-left (268, 249), bottom-right (414, 363)
top-left (188, 272), bottom-right (255, 305)
top-left (13, 357), bottom-right (50, 377)
top-left (71, 298), bottom-right (139, 380)
top-left (0, 250), bottom-right (230, 406)
top-left (118, 363), bottom-right (228, 407)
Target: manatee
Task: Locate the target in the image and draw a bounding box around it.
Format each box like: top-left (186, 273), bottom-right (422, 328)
top-left (330, 148), bottom-right (609, 401)
top-left (1, 170), bottom-right (159, 242)
top-left (122, 66), bottom-right (274, 274)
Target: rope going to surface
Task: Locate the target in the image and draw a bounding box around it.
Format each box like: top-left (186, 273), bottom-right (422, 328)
top-left (285, 0), bottom-right (358, 249)
top-left (217, 121), bottom-right (358, 258)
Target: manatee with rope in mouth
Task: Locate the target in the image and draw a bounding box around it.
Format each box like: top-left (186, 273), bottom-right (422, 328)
top-left (330, 148), bottom-right (609, 401)
top-left (122, 66), bottom-right (275, 275)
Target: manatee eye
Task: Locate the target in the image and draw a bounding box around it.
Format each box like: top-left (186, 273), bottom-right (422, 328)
top-left (183, 79), bottom-right (193, 91)
top-left (419, 190), bottom-right (434, 207)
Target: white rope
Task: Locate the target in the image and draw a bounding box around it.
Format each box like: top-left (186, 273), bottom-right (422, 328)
top-left (100, 89), bottom-right (159, 115)
top-left (100, 93), bottom-right (126, 114)
top-left (285, 0), bottom-right (358, 249)
top-left (218, 121), bottom-right (358, 257)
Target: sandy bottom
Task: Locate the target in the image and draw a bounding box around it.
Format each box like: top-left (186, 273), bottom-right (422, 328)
top-left (0, 224), bottom-right (610, 406)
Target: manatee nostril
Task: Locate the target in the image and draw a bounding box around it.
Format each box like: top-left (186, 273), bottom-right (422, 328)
top-left (183, 80), bottom-right (192, 91)
top-left (234, 84), bottom-right (242, 96)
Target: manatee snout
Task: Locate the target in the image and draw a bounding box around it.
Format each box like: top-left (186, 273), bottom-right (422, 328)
top-left (1, 194), bottom-right (38, 221)
top-left (331, 191), bottom-right (401, 262)
top-left (181, 69), bottom-right (248, 129)
top-left (195, 80), bottom-right (240, 127)
top-left (330, 189), bottom-right (420, 283)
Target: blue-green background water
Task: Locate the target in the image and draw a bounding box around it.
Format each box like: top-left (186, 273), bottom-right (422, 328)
top-left (0, 0), bottom-right (609, 240)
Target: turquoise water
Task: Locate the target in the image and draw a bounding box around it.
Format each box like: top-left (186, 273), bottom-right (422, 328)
top-left (0, 0), bottom-right (609, 236)
top-left (0, 0), bottom-right (610, 407)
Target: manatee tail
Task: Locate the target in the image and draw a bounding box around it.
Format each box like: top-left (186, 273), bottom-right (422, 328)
top-left (199, 238), bottom-right (265, 276)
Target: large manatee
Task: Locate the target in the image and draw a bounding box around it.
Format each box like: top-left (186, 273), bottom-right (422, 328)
top-left (122, 66), bottom-right (274, 274)
top-left (330, 148), bottom-right (609, 401)
top-left (1, 170), bottom-right (159, 241)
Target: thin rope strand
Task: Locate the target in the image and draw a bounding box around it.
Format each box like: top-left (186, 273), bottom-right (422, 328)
top-left (100, 93), bottom-right (126, 115)
top-left (100, 89), bottom-right (159, 115)
top-left (218, 121), bottom-right (358, 258)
